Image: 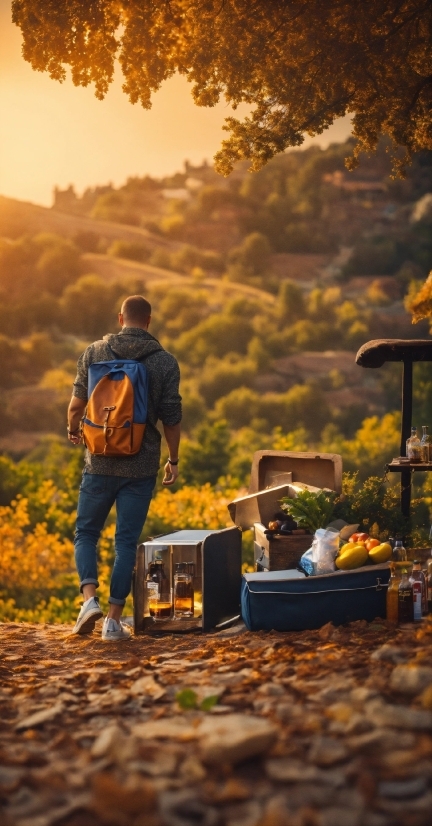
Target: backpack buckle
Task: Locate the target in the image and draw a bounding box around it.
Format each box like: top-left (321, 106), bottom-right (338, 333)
top-left (103, 406), bottom-right (116, 435)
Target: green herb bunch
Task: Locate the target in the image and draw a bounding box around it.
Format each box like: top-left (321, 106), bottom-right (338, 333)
top-left (280, 473), bottom-right (429, 545)
top-left (280, 489), bottom-right (337, 533)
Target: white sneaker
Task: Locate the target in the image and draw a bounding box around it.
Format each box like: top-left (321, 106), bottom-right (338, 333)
top-left (72, 596), bottom-right (103, 635)
top-left (101, 617), bottom-right (132, 642)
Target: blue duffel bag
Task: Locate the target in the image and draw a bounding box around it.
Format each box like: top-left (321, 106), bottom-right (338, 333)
top-left (241, 564), bottom-right (391, 632)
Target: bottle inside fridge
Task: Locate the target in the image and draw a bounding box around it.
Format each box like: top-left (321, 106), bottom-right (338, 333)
top-left (174, 562), bottom-right (194, 619)
top-left (146, 558), bottom-right (172, 621)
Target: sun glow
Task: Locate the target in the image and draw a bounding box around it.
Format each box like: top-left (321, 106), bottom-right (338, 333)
top-left (0, 0), bottom-right (351, 206)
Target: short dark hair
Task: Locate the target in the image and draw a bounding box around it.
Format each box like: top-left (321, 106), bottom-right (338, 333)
top-left (121, 295), bottom-right (152, 325)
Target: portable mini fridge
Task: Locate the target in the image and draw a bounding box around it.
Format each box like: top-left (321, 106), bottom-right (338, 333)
top-left (133, 527), bottom-right (242, 633)
top-left (229, 451), bottom-right (343, 571)
top-left (241, 563), bottom-right (391, 631)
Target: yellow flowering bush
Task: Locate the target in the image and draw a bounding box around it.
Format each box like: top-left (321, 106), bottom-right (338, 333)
top-left (0, 496), bottom-right (77, 622)
top-left (0, 498), bottom-right (73, 593)
top-left (0, 482), bottom-right (249, 623)
top-left (0, 496), bottom-right (123, 622)
top-left (24, 480), bottom-right (77, 537)
top-left (145, 482), bottom-right (243, 536)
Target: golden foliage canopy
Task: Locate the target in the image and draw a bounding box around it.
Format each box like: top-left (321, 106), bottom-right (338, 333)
top-left (405, 272), bottom-right (432, 324)
top-left (12, 1), bottom-right (432, 175)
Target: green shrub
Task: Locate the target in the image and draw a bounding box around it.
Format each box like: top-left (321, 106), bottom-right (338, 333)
top-left (108, 240), bottom-right (150, 262)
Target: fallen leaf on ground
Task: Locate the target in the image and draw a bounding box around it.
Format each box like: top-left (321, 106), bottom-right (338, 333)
top-left (15, 703), bottom-right (64, 731)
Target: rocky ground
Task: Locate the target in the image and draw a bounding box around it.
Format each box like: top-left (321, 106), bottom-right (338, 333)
top-left (1, 618), bottom-right (432, 826)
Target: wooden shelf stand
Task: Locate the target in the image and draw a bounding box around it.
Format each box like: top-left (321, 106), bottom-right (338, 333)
top-left (356, 339), bottom-right (432, 517)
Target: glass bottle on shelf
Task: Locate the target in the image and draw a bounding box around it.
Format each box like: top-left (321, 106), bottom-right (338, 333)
top-left (386, 565), bottom-right (401, 623)
top-left (410, 560), bottom-right (426, 620)
top-left (398, 568), bottom-right (414, 623)
top-left (392, 538), bottom-right (408, 563)
top-left (406, 427), bottom-right (422, 463)
top-left (420, 426), bottom-right (432, 463)
top-left (173, 562), bottom-right (194, 619)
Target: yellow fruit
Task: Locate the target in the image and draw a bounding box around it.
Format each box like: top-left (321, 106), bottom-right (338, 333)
top-left (368, 542), bottom-right (392, 564)
top-left (339, 542), bottom-right (366, 556)
top-left (335, 544), bottom-right (369, 570)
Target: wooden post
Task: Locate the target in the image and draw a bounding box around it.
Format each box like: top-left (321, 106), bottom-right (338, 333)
top-left (400, 360), bottom-right (413, 455)
top-left (401, 469), bottom-right (412, 519)
top-left (355, 341), bottom-right (432, 520)
top-left (400, 360), bottom-right (413, 517)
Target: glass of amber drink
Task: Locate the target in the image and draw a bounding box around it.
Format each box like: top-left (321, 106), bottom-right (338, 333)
top-left (149, 595), bottom-right (173, 621)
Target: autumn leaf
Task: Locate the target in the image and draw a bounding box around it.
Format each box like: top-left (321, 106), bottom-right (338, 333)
top-left (200, 695), bottom-right (219, 712)
top-left (176, 688), bottom-right (198, 709)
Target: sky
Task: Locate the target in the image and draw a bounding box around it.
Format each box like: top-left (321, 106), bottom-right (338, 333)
top-left (0, 0), bottom-right (352, 207)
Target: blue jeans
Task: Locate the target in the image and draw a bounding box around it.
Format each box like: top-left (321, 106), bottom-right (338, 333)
top-left (74, 473), bottom-right (156, 605)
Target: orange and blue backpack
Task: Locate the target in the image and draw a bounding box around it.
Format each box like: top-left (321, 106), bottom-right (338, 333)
top-left (82, 345), bottom-right (149, 456)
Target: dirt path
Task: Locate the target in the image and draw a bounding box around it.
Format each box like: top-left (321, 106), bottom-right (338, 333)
top-left (1, 618), bottom-right (432, 826)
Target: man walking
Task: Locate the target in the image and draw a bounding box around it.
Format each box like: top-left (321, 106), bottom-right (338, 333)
top-left (67, 295), bottom-right (181, 641)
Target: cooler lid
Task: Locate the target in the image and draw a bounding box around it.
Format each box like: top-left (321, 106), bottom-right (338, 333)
top-left (228, 484), bottom-right (291, 531)
top-left (249, 451), bottom-right (342, 494)
top-left (244, 569), bottom-right (306, 582)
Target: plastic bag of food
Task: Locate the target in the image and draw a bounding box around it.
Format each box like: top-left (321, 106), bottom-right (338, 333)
top-left (311, 527), bottom-right (340, 575)
top-left (298, 547), bottom-right (314, 576)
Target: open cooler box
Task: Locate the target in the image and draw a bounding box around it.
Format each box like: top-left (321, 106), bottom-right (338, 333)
top-left (133, 527), bottom-right (242, 634)
top-left (228, 451), bottom-right (343, 572)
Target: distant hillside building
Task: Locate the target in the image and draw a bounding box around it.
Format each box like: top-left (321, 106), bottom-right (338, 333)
top-left (52, 185), bottom-right (78, 211)
top-left (161, 188), bottom-right (191, 201)
top-left (322, 170), bottom-right (386, 192)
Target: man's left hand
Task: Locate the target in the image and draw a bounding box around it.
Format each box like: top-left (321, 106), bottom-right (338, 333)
top-left (162, 461), bottom-right (179, 486)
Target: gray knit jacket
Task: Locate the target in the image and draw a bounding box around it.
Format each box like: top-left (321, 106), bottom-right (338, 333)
top-left (72, 328), bottom-right (182, 478)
